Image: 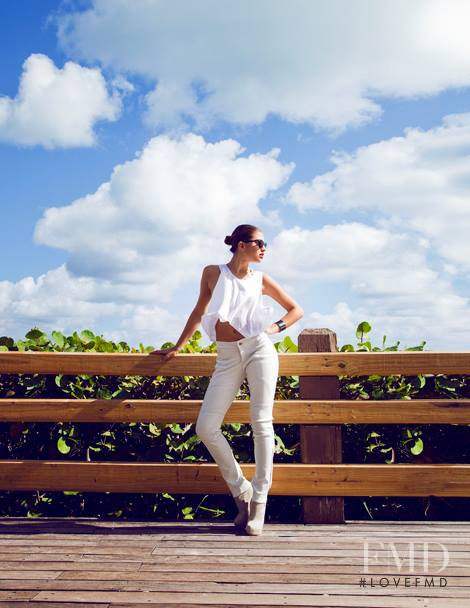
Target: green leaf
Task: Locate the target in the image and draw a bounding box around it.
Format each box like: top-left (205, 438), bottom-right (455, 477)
top-left (80, 329), bottom-right (95, 344)
top-left (169, 423), bottom-right (184, 434)
top-left (410, 437), bottom-right (424, 455)
top-left (52, 331), bottom-right (66, 349)
top-left (15, 339), bottom-right (26, 351)
top-left (25, 328), bottom-right (46, 340)
top-left (356, 321), bottom-right (372, 340)
top-left (0, 336), bottom-right (14, 349)
top-left (282, 335), bottom-right (298, 352)
top-left (149, 423), bottom-right (163, 436)
top-left (57, 436), bottom-right (71, 454)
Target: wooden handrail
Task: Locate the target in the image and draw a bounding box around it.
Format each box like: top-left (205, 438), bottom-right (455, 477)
top-left (1, 398), bottom-right (470, 423)
top-left (1, 350), bottom-right (470, 376)
top-left (0, 462), bottom-right (469, 496)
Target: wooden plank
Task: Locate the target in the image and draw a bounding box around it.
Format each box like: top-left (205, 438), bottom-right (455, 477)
top-left (1, 579), bottom-right (126, 590)
top-left (3, 579), bottom-right (470, 597)
top-left (1, 552), bottom-right (460, 565)
top-left (0, 604), bottom-right (108, 608)
top-left (0, 560), bottom-right (141, 570)
top-left (2, 533), bottom-right (470, 546)
top-left (2, 558), bottom-right (469, 574)
top-left (2, 397), bottom-right (470, 423)
top-left (55, 571), bottom-right (470, 584)
top-left (61, 570), bottom-right (470, 581)
top-left (0, 541), bottom-right (466, 558)
top-left (30, 591), bottom-right (470, 606)
top-left (299, 328), bottom-right (343, 524)
top-left (1, 461), bottom-right (470, 496)
top-left (0, 517), bottom-right (468, 530)
top-left (2, 350), bottom-right (470, 377)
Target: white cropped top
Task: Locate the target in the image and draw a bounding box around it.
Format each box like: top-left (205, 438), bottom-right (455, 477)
top-left (201, 264), bottom-right (277, 342)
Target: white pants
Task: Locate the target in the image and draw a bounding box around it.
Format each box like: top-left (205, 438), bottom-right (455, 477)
top-left (196, 332), bottom-right (279, 504)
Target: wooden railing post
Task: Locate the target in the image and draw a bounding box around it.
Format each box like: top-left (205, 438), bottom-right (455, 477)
top-left (298, 328), bottom-right (344, 523)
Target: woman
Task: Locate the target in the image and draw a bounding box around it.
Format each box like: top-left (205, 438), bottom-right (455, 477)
top-left (152, 224), bottom-right (304, 535)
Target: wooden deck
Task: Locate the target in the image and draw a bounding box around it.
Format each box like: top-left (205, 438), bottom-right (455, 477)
top-left (0, 518), bottom-right (469, 606)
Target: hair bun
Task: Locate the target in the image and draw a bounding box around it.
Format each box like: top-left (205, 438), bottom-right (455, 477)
top-left (224, 235), bottom-right (232, 245)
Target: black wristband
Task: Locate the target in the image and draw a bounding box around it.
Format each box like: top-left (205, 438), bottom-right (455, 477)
top-left (275, 319), bottom-right (287, 332)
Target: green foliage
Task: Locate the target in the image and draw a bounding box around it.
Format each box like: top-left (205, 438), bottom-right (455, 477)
top-left (0, 323), bottom-right (469, 521)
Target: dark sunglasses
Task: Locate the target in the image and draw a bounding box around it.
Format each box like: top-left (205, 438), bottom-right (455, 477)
top-left (243, 239), bottom-right (267, 249)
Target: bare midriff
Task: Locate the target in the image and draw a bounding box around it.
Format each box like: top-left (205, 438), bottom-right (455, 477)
top-left (214, 318), bottom-right (245, 341)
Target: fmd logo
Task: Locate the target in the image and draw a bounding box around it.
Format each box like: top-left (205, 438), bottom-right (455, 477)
top-left (362, 540), bottom-right (449, 574)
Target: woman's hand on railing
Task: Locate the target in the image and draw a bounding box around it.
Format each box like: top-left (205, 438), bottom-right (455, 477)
top-left (148, 346), bottom-right (181, 361)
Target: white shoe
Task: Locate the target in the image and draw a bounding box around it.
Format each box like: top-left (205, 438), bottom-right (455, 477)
top-left (245, 500), bottom-right (267, 535)
top-left (233, 484), bottom-right (253, 528)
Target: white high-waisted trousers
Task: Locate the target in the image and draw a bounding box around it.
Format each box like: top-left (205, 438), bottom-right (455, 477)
top-left (195, 331), bottom-right (279, 504)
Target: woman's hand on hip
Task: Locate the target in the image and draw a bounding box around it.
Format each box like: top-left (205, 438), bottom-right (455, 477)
top-left (264, 323), bottom-right (280, 335)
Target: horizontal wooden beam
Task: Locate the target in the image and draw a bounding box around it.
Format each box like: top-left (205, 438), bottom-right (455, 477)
top-left (0, 461), bottom-right (470, 496)
top-left (1, 351), bottom-right (470, 376)
top-left (1, 398), bottom-right (470, 423)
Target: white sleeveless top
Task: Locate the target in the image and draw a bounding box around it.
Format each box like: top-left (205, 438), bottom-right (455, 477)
top-left (201, 264), bottom-right (276, 342)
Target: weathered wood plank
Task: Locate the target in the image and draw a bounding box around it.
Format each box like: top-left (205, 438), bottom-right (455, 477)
top-left (1, 461), bottom-right (470, 495)
top-left (1, 350), bottom-right (470, 376)
top-left (54, 571), bottom-right (470, 585)
top-left (30, 591), bottom-right (470, 606)
top-left (3, 398), bottom-right (470, 423)
top-left (7, 534), bottom-right (469, 548)
top-left (0, 604), bottom-right (108, 608)
top-left (2, 579), bottom-right (469, 597)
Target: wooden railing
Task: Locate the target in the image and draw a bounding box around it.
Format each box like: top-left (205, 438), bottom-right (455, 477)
top-left (1, 328), bottom-right (470, 524)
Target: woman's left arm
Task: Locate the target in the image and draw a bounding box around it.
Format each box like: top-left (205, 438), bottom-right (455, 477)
top-left (262, 273), bottom-right (304, 334)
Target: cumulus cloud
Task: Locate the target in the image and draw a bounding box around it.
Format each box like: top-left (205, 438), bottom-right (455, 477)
top-left (286, 111), bottom-right (470, 274)
top-left (56, 0), bottom-right (470, 133)
top-left (263, 224), bottom-right (470, 350)
top-left (0, 53), bottom-right (121, 148)
top-left (33, 132), bottom-right (293, 296)
top-left (0, 264), bottom-right (180, 348)
top-left (0, 132), bottom-right (293, 342)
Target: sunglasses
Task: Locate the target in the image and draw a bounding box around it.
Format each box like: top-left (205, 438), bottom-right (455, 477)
top-left (243, 239), bottom-right (267, 249)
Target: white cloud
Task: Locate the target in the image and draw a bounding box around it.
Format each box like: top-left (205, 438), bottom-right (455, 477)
top-left (286, 112), bottom-right (470, 273)
top-left (56, 0), bottom-right (470, 133)
top-left (0, 264), bottom-right (180, 347)
top-left (0, 264), bottom-right (128, 330)
top-left (0, 53), bottom-right (121, 148)
top-left (33, 132), bottom-right (293, 294)
top-left (264, 223), bottom-right (470, 350)
top-left (0, 132), bottom-right (292, 343)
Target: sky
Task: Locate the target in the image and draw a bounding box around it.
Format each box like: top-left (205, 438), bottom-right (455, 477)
top-left (2, 0), bottom-right (470, 351)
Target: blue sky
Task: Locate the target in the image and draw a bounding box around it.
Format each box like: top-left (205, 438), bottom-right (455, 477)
top-left (2, 0), bottom-right (470, 350)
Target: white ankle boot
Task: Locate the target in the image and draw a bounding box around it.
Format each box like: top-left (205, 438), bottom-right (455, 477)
top-left (245, 500), bottom-right (267, 535)
top-left (233, 484), bottom-right (253, 528)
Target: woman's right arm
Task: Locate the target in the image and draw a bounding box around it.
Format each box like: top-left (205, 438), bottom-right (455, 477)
top-left (149, 266), bottom-right (213, 360)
